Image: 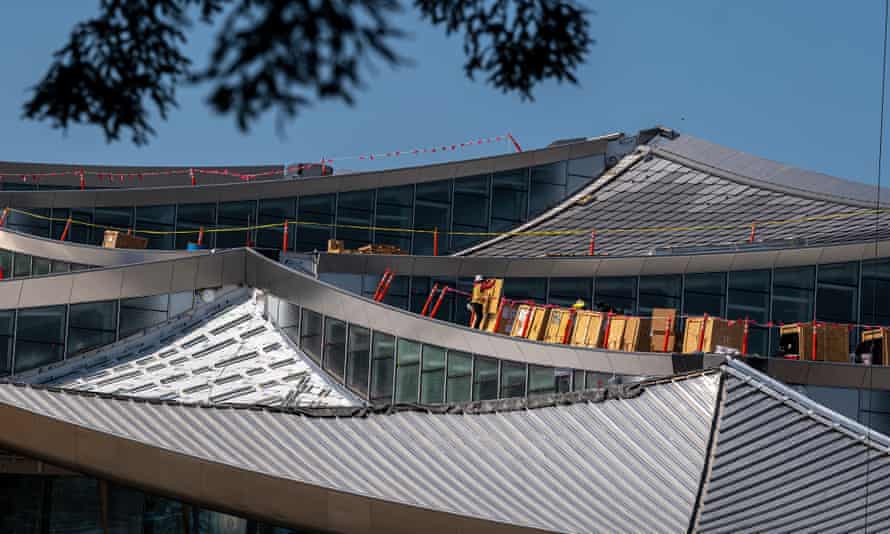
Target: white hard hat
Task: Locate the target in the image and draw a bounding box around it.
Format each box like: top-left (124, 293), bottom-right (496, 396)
top-left (474, 275), bottom-right (484, 282)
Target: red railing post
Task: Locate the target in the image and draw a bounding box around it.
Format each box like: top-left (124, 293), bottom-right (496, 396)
top-left (430, 286), bottom-right (449, 318)
top-left (520, 306), bottom-right (533, 338)
top-left (562, 309), bottom-right (576, 344)
top-left (811, 321), bottom-right (819, 361)
top-left (662, 316), bottom-right (673, 352)
top-left (697, 313), bottom-right (709, 352)
top-left (281, 220), bottom-right (289, 252)
top-left (433, 227), bottom-right (439, 256)
top-left (0, 208), bottom-right (9, 227)
top-left (373, 269), bottom-right (390, 301)
top-left (492, 298), bottom-right (506, 333)
top-left (190, 168), bottom-right (196, 186)
top-left (378, 272), bottom-right (395, 302)
top-left (420, 283), bottom-right (439, 316)
top-left (741, 316), bottom-right (750, 355)
top-left (197, 226), bottom-right (205, 246)
top-left (79, 168), bottom-right (86, 190)
top-left (588, 229), bottom-right (596, 256)
top-left (59, 217), bottom-right (72, 242)
top-left (602, 311), bottom-right (614, 349)
top-left (748, 222), bottom-right (757, 244)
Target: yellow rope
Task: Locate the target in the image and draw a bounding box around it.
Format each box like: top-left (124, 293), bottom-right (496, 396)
top-left (4, 205), bottom-right (888, 239)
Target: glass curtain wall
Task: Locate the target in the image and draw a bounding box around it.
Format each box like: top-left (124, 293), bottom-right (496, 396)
top-left (451, 175), bottom-right (490, 251)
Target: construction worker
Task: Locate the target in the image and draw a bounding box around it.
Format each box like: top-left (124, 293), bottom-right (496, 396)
top-left (468, 275), bottom-right (494, 329)
top-left (571, 299), bottom-right (586, 310)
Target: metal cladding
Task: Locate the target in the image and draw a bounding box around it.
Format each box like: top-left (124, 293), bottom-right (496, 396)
top-left (696, 360), bottom-right (890, 533)
top-left (0, 372), bottom-right (719, 533)
top-left (0, 360), bottom-right (888, 531)
top-left (460, 135), bottom-right (890, 258)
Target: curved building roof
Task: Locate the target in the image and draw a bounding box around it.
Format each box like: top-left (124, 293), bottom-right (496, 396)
top-left (459, 131), bottom-right (890, 257)
top-left (0, 360), bottom-right (884, 532)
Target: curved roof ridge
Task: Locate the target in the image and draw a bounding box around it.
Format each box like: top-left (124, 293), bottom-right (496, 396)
top-left (0, 369), bottom-right (718, 417)
top-left (652, 133), bottom-right (889, 208)
top-left (454, 148), bottom-right (649, 256)
top-left (724, 358), bottom-right (890, 450)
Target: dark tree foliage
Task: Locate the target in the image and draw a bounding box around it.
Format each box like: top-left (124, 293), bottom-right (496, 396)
top-left (23, 0), bottom-right (592, 145)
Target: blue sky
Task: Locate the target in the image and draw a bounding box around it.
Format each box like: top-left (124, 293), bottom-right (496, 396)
top-left (0, 1), bottom-right (887, 185)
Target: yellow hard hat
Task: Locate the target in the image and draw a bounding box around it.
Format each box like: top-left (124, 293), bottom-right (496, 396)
top-left (572, 299), bottom-right (586, 309)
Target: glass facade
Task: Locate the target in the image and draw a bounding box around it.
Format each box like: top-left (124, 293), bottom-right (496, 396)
top-left (0, 248), bottom-right (90, 280)
top-left (0, 474), bottom-right (304, 533)
top-left (4, 155), bottom-right (603, 256)
top-left (0, 291), bottom-right (195, 377)
top-left (324, 259), bottom-right (887, 359)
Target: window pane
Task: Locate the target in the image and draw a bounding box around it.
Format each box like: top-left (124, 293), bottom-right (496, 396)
top-left (337, 190), bottom-right (375, 249)
top-left (500, 361), bottom-right (527, 399)
top-left (817, 262), bottom-right (859, 325)
top-left (0, 310), bottom-right (14, 375)
top-left (638, 275), bottom-right (681, 315)
top-left (13, 253), bottom-right (31, 278)
top-left (529, 365), bottom-right (555, 395)
top-left (375, 185), bottom-right (413, 253)
top-left (451, 175), bottom-right (490, 250)
top-left (68, 301), bottom-right (118, 356)
top-left (119, 294), bottom-right (169, 338)
top-left (295, 195), bottom-right (335, 252)
top-left (216, 201), bottom-right (256, 248)
top-left (595, 276), bottom-right (636, 314)
top-left (529, 162), bottom-right (567, 216)
top-left (135, 205), bottom-right (175, 249)
top-left (414, 181), bottom-right (451, 255)
top-left (446, 350), bottom-right (472, 402)
top-left (504, 278), bottom-right (547, 303)
top-left (548, 278), bottom-right (592, 307)
top-left (15, 305), bottom-right (66, 373)
top-left (491, 168), bottom-right (529, 230)
top-left (572, 370), bottom-right (585, 391)
top-left (473, 356), bottom-right (498, 400)
top-left (684, 272), bottom-right (726, 316)
top-left (863, 259), bottom-right (890, 325)
top-left (32, 258), bottom-right (51, 276)
top-left (257, 198), bottom-right (296, 250)
top-left (395, 339), bottom-right (421, 403)
top-left (175, 203), bottom-right (217, 249)
top-left (420, 345), bottom-right (446, 404)
top-left (727, 269), bottom-right (771, 357)
top-left (299, 309), bottom-right (323, 363)
top-left (773, 266), bottom-right (815, 323)
top-left (279, 301), bottom-right (300, 343)
top-left (322, 318), bottom-right (347, 380)
top-left (370, 332), bottom-right (395, 403)
top-left (347, 325), bottom-right (371, 396)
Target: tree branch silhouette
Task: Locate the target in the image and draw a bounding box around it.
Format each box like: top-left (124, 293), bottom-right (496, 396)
top-left (22, 0), bottom-right (592, 145)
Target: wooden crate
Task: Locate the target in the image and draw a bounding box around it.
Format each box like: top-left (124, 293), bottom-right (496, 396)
top-left (606, 316), bottom-right (651, 352)
top-left (355, 243), bottom-right (407, 255)
top-left (650, 308), bottom-right (678, 352)
top-left (525, 306), bottom-right (552, 341)
top-left (682, 317), bottom-right (745, 354)
top-left (509, 304), bottom-right (532, 337)
top-left (860, 328), bottom-right (890, 365)
top-left (779, 323), bottom-right (849, 362)
top-left (327, 239), bottom-right (345, 253)
top-left (102, 230), bottom-right (148, 250)
top-left (543, 308), bottom-right (574, 344)
top-left (570, 311), bottom-right (606, 348)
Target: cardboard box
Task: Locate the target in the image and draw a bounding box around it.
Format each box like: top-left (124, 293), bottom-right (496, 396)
top-left (607, 316), bottom-right (651, 352)
top-left (683, 317), bottom-right (745, 354)
top-left (650, 308), bottom-right (678, 352)
top-left (570, 311), bottom-right (606, 348)
top-left (510, 304), bottom-right (533, 338)
top-left (779, 323), bottom-right (849, 362)
top-left (356, 243), bottom-right (407, 255)
top-left (327, 239), bottom-right (345, 253)
top-left (543, 308), bottom-right (575, 344)
top-left (524, 306), bottom-right (552, 341)
top-left (102, 230), bottom-right (148, 250)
